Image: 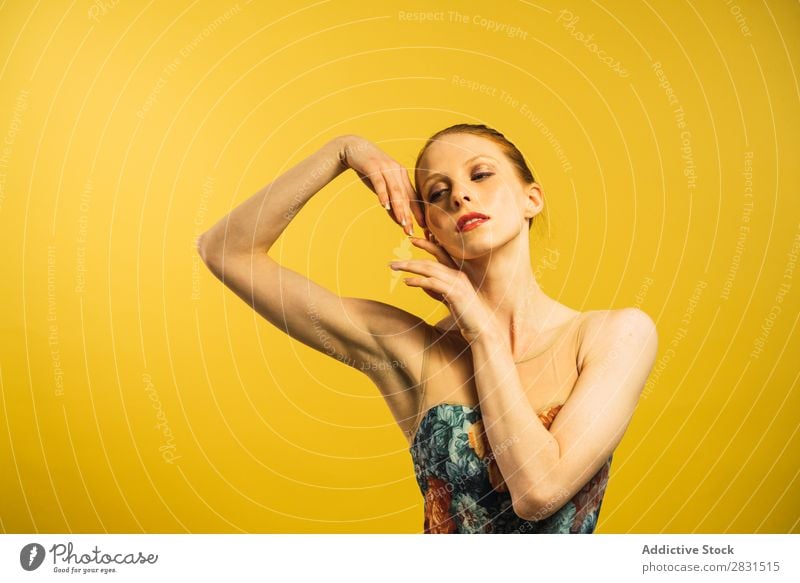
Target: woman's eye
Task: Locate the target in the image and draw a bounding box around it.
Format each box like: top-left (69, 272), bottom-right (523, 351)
top-left (428, 172), bottom-right (491, 201)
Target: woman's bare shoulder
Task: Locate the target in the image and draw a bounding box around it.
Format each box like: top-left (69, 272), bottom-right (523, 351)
top-left (578, 308), bottom-right (658, 370)
top-left (580, 307), bottom-right (656, 332)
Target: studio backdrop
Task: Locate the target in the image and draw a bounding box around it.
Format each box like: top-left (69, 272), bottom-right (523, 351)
top-left (0, 0), bottom-right (798, 533)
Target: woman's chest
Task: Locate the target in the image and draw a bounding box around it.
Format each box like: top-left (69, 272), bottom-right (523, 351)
top-left (426, 343), bottom-right (581, 411)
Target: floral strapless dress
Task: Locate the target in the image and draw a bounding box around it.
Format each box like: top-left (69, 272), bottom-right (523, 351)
top-left (410, 402), bottom-right (612, 534)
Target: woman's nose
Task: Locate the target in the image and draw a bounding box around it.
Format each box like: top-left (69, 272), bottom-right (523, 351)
top-left (450, 181), bottom-right (471, 206)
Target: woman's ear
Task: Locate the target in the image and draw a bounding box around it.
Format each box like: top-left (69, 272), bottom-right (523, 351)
top-left (524, 182), bottom-right (544, 221)
top-left (523, 199), bottom-right (536, 222)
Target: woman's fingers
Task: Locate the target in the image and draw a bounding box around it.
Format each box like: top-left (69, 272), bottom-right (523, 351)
top-left (363, 163), bottom-right (413, 233)
top-left (389, 258), bottom-right (456, 281)
top-left (401, 170), bottom-right (426, 229)
top-left (402, 276), bottom-right (450, 298)
top-left (383, 166), bottom-right (412, 234)
top-left (409, 236), bottom-right (458, 268)
top-left (343, 138), bottom-right (419, 234)
top-left (361, 169), bottom-right (392, 212)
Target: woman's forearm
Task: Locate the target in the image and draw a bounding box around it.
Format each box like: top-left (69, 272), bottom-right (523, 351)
top-left (198, 135), bottom-right (349, 261)
top-left (470, 330), bottom-right (560, 518)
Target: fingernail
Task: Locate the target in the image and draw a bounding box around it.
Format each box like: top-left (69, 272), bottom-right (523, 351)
top-left (384, 202), bottom-right (391, 210)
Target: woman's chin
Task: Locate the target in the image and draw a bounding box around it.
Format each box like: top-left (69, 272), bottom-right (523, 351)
top-left (454, 230), bottom-right (519, 259)
top-left (446, 242), bottom-right (496, 262)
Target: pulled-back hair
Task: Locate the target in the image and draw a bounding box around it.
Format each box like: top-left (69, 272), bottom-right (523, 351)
top-left (413, 123), bottom-right (544, 233)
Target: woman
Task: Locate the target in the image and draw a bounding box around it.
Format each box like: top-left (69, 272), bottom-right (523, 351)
top-left (197, 123), bottom-right (658, 534)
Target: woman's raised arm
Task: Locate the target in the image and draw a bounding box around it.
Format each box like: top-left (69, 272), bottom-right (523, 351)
top-left (196, 135), bottom-right (428, 377)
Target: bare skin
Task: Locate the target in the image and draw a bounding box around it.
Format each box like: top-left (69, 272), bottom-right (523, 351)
top-left (198, 133), bottom-right (658, 521)
top-left (197, 135), bottom-right (430, 442)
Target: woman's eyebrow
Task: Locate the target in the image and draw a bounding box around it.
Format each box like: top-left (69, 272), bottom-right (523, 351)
top-left (464, 154), bottom-right (498, 165)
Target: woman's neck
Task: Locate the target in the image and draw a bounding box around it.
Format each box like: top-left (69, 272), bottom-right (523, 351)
top-left (460, 232), bottom-right (566, 354)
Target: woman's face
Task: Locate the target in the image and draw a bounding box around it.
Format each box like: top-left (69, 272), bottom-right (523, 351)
top-left (415, 133), bottom-right (541, 261)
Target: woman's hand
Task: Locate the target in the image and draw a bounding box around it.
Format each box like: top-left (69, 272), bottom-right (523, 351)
top-left (338, 135), bottom-right (426, 235)
top-left (389, 235), bottom-right (496, 343)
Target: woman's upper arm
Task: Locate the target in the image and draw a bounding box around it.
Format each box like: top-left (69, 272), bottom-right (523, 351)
top-left (545, 308), bottom-right (658, 501)
top-left (199, 248), bottom-right (426, 371)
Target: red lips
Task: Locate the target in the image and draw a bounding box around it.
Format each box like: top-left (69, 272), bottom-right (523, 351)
top-left (456, 212), bottom-right (490, 232)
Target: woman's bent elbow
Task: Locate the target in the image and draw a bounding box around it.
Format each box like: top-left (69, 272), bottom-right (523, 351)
top-left (512, 486), bottom-right (562, 522)
top-left (196, 233), bottom-right (220, 270)
top-left (196, 233), bottom-right (209, 262)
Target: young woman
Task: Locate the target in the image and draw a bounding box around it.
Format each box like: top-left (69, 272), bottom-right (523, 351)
top-left (197, 123), bottom-right (658, 534)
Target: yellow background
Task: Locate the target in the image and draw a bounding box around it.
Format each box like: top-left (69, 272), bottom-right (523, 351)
top-left (1, 0), bottom-right (798, 533)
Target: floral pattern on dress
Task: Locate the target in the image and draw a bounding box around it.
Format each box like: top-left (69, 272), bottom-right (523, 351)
top-left (411, 402), bottom-right (613, 534)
